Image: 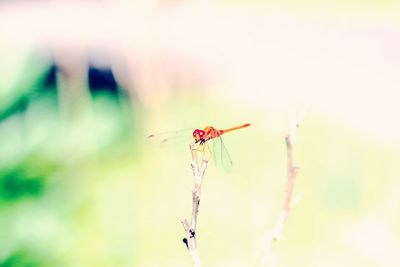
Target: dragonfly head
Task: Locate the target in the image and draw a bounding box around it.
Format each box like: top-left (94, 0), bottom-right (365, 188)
top-left (192, 129), bottom-right (205, 142)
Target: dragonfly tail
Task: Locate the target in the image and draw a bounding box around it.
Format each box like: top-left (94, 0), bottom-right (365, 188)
top-left (219, 123), bottom-right (251, 135)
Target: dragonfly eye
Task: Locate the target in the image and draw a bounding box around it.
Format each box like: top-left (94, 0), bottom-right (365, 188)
top-left (192, 129), bottom-right (205, 141)
top-left (192, 129), bottom-right (200, 137)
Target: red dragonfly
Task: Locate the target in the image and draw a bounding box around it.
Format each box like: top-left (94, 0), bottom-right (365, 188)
top-left (148, 123), bottom-right (251, 170)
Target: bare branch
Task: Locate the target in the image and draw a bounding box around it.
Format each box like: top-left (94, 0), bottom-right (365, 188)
top-left (181, 143), bottom-right (209, 267)
top-left (283, 134), bottom-right (300, 214)
top-left (262, 114), bottom-right (303, 264)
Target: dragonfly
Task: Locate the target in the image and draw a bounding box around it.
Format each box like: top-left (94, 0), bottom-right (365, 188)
top-left (147, 123), bottom-right (251, 171)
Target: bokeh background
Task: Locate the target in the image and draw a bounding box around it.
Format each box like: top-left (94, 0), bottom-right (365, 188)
top-left (0, 1), bottom-right (399, 267)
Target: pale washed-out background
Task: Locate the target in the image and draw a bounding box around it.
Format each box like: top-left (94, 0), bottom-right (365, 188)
top-left (0, 1), bottom-right (399, 266)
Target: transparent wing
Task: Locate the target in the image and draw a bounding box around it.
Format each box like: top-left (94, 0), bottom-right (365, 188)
top-left (211, 136), bottom-right (233, 172)
top-left (146, 128), bottom-right (193, 147)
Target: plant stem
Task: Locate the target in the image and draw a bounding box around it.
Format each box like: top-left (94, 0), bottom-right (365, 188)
top-left (181, 143), bottom-right (209, 267)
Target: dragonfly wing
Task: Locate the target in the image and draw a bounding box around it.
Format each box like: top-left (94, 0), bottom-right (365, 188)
top-left (211, 136), bottom-right (233, 172)
top-left (146, 128), bottom-right (193, 147)
top-left (212, 138), bottom-right (219, 167)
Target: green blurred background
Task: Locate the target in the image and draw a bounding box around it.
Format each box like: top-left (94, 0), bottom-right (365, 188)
top-left (1, 1), bottom-right (400, 267)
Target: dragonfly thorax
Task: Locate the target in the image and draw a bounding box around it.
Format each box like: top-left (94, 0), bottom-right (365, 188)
top-left (203, 126), bottom-right (220, 140)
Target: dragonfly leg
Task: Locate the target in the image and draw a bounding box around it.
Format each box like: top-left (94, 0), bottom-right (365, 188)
top-left (201, 143), bottom-right (212, 162)
top-left (190, 142), bottom-right (211, 163)
top-left (190, 142), bottom-right (206, 153)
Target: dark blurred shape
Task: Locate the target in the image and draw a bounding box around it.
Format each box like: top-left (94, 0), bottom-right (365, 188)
top-left (0, 97), bottom-right (29, 121)
top-left (0, 249), bottom-right (43, 267)
top-left (0, 155), bottom-right (58, 201)
top-left (42, 63), bottom-right (58, 89)
top-left (88, 65), bottom-right (119, 96)
top-left (0, 52), bottom-right (134, 121)
top-left (0, 169), bottom-right (44, 201)
top-left (35, 62), bottom-right (59, 100)
top-left (0, 61), bottom-right (58, 121)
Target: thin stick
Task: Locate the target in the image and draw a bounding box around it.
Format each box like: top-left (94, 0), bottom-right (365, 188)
top-left (181, 143), bottom-right (209, 267)
top-left (262, 115), bottom-right (302, 264)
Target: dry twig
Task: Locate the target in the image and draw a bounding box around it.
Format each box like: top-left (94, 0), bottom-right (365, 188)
top-left (262, 114), bottom-right (302, 264)
top-left (181, 143), bottom-right (210, 267)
